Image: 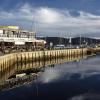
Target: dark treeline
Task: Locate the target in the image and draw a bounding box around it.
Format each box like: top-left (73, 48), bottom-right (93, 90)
top-left (37, 37), bottom-right (100, 46)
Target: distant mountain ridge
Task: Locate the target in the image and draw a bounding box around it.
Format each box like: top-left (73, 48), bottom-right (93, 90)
top-left (36, 37), bottom-right (100, 46)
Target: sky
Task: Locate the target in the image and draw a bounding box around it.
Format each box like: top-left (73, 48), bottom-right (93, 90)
top-left (0, 0), bottom-right (100, 37)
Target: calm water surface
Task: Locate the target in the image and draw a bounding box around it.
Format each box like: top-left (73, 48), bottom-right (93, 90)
top-left (1, 55), bottom-right (100, 100)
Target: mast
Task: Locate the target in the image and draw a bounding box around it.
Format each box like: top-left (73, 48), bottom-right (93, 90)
top-left (31, 15), bottom-right (36, 38)
top-left (80, 35), bottom-right (81, 47)
top-left (59, 33), bottom-right (62, 45)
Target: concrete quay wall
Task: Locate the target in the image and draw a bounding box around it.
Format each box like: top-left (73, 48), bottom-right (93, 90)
top-left (0, 48), bottom-right (89, 72)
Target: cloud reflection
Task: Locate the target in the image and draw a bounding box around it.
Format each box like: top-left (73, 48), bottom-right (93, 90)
top-left (69, 93), bottom-right (100, 100)
top-left (37, 56), bottom-right (100, 83)
top-left (37, 68), bottom-right (61, 83)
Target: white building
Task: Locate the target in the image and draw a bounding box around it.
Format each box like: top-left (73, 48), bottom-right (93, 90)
top-left (0, 26), bottom-right (46, 51)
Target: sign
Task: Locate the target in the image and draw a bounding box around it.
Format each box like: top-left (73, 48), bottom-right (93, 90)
top-left (0, 26), bottom-right (19, 30)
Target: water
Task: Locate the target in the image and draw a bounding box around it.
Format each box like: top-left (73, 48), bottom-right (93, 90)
top-left (0, 55), bottom-right (100, 100)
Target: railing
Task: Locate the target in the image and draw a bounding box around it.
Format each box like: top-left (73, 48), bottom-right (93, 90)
top-left (0, 34), bottom-right (34, 38)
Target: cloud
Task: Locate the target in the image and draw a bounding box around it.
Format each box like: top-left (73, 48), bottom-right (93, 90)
top-left (0, 3), bottom-right (100, 37)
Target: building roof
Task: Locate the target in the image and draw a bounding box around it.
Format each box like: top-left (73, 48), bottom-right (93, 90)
top-left (0, 26), bottom-right (19, 30)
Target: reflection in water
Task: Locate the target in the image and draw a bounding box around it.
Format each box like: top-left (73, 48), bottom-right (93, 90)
top-left (0, 54), bottom-right (84, 91)
top-left (37, 55), bottom-right (100, 84)
top-left (69, 93), bottom-right (100, 100)
top-left (1, 55), bottom-right (100, 100)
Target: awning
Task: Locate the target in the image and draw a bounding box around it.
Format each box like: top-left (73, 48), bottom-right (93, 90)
top-left (26, 38), bottom-right (37, 42)
top-left (35, 40), bottom-right (46, 44)
top-left (16, 39), bottom-right (26, 42)
top-left (3, 39), bottom-right (14, 42)
top-left (15, 41), bottom-right (25, 45)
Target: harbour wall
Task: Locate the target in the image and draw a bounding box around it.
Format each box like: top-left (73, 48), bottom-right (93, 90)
top-left (0, 48), bottom-right (88, 72)
top-left (0, 48), bottom-right (99, 90)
